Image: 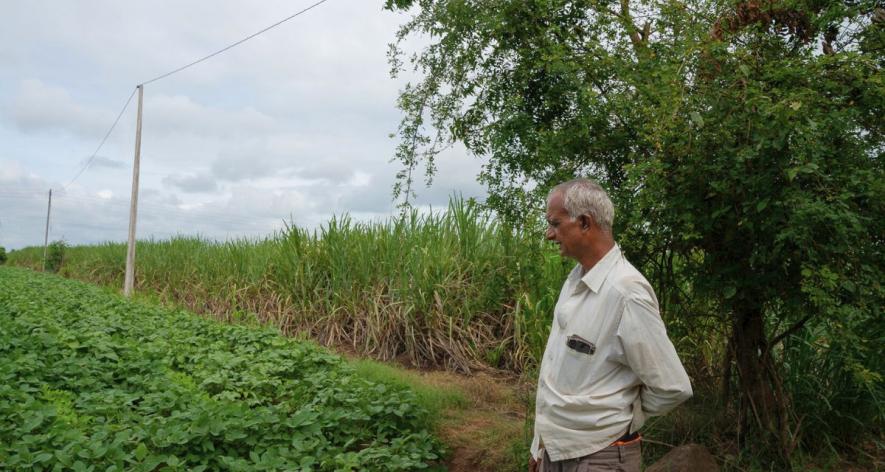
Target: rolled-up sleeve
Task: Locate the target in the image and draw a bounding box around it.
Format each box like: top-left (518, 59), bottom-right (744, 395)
top-left (616, 290), bottom-right (692, 416)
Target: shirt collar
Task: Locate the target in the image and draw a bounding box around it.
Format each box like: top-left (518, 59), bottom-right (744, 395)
top-left (574, 244), bottom-right (621, 293)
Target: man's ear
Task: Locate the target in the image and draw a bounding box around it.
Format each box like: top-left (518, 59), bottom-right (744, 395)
top-left (580, 214), bottom-right (591, 230)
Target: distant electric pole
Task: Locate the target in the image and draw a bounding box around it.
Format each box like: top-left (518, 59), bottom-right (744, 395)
top-left (124, 85), bottom-right (144, 297)
top-left (42, 188), bottom-right (52, 271)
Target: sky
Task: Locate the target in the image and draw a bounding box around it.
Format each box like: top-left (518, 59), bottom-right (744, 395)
top-left (0, 0), bottom-right (487, 250)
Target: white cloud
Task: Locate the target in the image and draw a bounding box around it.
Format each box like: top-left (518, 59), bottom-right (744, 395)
top-left (162, 173), bottom-right (218, 193)
top-left (0, 1), bottom-right (489, 251)
top-left (347, 171), bottom-right (372, 187)
top-left (0, 160), bottom-right (30, 182)
top-left (12, 79), bottom-right (115, 136)
top-left (88, 156), bottom-right (127, 170)
top-left (144, 94), bottom-right (278, 138)
top-left (211, 150), bottom-right (279, 182)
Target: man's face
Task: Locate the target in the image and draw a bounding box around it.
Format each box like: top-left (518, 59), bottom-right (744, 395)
top-left (545, 192), bottom-right (585, 261)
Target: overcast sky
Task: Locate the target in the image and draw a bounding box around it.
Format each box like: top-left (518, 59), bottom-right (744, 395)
top-left (0, 0), bottom-right (486, 250)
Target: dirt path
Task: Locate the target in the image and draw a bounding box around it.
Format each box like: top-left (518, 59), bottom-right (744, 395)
top-left (418, 369), bottom-right (531, 472)
top-left (338, 347), bottom-right (533, 472)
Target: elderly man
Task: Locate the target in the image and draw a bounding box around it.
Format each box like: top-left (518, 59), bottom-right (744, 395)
top-left (529, 178), bottom-right (692, 472)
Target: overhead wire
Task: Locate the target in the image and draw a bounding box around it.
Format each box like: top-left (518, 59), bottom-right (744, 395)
top-left (0, 190), bottom-right (47, 197)
top-left (34, 193), bottom-right (274, 228)
top-left (32, 0), bottom-right (335, 246)
top-left (140, 0), bottom-right (331, 86)
top-left (62, 0), bottom-right (333, 190)
top-left (63, 87), bottom-right (138, 190)
top-left (0, 189), bottom-right (276, 227)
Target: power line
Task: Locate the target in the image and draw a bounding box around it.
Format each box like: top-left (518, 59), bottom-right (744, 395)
top-left (62, 0), bottom-right (332, 190)
top-left (36, 0), bottom-right (334, 249)
top-left (64, 87), bottom-right (138, 190)
top-left (0, 190), bottom-right (277, 226)
top-left (19, 193), bottom-right (277, 227)
top-left (0, 190), bottom-right (46, 197)
top-left (141, 0), bottom-right (331, 86)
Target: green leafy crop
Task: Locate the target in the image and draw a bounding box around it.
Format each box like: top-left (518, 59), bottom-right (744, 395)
top-left (0, 267), bottom-right (444, 471)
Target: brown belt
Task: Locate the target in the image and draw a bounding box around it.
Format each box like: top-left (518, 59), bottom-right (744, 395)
top-left (539, 431), bottom-right (642, 451)
top-left (611, 431), bottom-right (641, 446)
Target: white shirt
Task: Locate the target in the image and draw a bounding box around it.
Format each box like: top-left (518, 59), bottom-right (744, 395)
top-left (531, 244), bottom-right (692, 462)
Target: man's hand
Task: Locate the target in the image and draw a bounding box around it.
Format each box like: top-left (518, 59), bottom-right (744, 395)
top-left (529, 455), bottom-right (539, 472)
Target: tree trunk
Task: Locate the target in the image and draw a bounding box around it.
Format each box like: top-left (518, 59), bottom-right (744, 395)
top-left (731, 307), bottom-right (792, 465)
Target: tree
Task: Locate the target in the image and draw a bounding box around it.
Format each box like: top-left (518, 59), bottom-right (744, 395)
top-left (385, 0), bottom-right (883, 462)
top-left (0, 246), bottom-right (6, 265)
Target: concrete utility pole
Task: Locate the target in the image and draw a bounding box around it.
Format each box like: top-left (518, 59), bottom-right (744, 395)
top-left (42, 188), bottom-right (52, 271)
top-left (124, 85), bottom-right (144, 297)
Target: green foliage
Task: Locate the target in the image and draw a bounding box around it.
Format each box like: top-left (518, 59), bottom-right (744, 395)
top-left (7, 193), bottom-right (882, 464)
top-left (782, 310), bottom-right (885, 445)
top-left (349, 359), bottom-right (469, 419)
top-left (628, 4), bottom-right (883, 456)
top-left (0, 266), bottom-right (444, 471)
top-left (45, 240), bottom-right (65, 273)
top-left (0, 246), bottom-right (6, 265)
top-left (384, 0), bottom-right (883, 462)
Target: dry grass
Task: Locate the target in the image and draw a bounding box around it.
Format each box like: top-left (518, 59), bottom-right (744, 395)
top-left (347, 356), bottom-right (530, 472)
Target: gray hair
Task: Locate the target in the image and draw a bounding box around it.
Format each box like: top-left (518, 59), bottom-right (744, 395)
top-left (548, 178), bottom-right (615, 233)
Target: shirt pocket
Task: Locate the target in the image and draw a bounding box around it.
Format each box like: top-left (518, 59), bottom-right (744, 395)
top-left (557, 334), bottom-right (597, 394)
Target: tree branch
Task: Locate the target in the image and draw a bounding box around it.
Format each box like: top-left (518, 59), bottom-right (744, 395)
top-left (767, 314), bottom-right (813, 351)
top-left (619, 0), bottom-right (644, 52)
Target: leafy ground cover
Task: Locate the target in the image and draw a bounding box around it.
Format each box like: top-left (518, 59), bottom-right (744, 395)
top-left (0, 266), bottom-right (444, 471)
